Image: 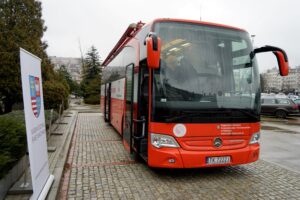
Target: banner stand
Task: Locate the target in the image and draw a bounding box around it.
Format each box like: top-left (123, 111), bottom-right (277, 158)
top-left (33, 175), bottom-right (54, 200)
top-left (20, 48), bottom-right (55, 200)
top-left (8, 153), bottom-right (33, 195)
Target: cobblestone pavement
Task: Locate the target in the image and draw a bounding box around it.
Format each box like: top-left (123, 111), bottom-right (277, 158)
top-left (59, 113), bottom-right (300, 200)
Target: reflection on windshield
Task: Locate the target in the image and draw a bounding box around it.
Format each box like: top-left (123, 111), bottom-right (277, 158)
top-left (152, 22), bottom-right (260, 123)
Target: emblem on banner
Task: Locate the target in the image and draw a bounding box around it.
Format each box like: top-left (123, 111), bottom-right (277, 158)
top-left (29, 75), bottom-right (41, 118)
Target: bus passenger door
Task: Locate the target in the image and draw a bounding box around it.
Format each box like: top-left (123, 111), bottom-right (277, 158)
top-left (104, 83), bottom-right (111, 123)
top-left (135, 65), bottom-right (149, 161)
top-left (124, 64), bottom-right (134, 152)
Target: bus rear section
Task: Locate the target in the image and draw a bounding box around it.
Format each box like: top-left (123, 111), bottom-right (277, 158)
top-left (101, 18), bottom-right (289, 168)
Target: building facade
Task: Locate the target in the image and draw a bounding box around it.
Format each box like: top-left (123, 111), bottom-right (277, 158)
top-left (49, 56), bottom-right (82, 83)
top-left (262, 66), bottom-right (300, 93)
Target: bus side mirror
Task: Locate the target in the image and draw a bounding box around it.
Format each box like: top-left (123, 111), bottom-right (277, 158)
top-left (273, 51), bottom-right (289, 76)
top-left (146, 33), bottom-right (161, 69)
top-left (251, 45), bottom-right (289, 76)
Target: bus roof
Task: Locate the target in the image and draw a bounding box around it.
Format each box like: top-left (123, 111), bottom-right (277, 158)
top-left (102, 21), bottom-right (144, 66)
top-left (102, 18), bottom-right (246, 66)
top-left (151, 18), bottom-right (246, 32)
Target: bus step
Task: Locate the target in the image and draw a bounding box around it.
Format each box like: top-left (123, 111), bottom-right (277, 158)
top-left (139, 153), bottom-right (148, 162)
top-left (139, 138), bottom-right (148, 154)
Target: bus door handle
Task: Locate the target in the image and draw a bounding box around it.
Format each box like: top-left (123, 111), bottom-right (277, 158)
top-left (133, 116), bottom-right (146, 140)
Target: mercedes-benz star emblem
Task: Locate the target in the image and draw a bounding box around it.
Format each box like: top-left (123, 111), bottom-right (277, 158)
top-left (214, 138), bottom-right (222, 148)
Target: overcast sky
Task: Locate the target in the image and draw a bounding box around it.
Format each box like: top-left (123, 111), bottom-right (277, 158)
top-left (41, 0), bottom-right (300, 72)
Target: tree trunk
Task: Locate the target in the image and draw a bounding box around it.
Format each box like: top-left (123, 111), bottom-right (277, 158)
top-left (0, 104), bottom-right (3, 114)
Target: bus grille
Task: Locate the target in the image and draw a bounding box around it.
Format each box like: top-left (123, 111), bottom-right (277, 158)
top-left (178, 137), bottom-right (248, 151)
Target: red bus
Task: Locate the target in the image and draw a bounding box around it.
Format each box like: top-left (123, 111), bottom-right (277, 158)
top-left (100, 18), bottom-right (289, 168)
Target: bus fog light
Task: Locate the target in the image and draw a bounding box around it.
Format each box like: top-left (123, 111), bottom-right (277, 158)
top-left (168, 158), bottom-right (176, 163)
top-left (250, 132), bottom-right (260, 144)
top-left (151, 133), bottom-right (180, 148)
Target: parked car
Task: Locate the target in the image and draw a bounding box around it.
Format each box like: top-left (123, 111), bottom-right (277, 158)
top-left (261, 97), bottom-right (299, 118)
top-left (275, 93), bottom-right (287, 98)
top-left (289, 95), bottom-right (299, 101)
top-left (293, 98), bottom-right (300, 111)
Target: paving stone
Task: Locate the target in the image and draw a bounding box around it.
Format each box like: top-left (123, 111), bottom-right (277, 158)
top-left (58, 113), bottom-right (300, 200)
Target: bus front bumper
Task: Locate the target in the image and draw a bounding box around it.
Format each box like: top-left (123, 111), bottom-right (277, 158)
top-left (148, 144), bottom-right (259, 168)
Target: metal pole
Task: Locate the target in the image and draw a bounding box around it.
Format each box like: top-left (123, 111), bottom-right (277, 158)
top-left (58, 104), bottom-right (62, 124)
top-left (200, 3), bottom-right (202, 21)
top-left (62, 100), bottom-right (64, 115)
top-left (20, 150), bottom-right (30, 188)
top-left (47, 108), bottom-right (57, 152)
top-left (47, 109), bottom-right (53, 140)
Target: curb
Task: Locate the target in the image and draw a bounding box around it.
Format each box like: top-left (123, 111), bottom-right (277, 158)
top-left (46, 110), bottom-right (78, 200)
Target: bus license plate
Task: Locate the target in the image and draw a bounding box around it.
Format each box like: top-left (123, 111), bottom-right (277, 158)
top-left (206, 156), bottom-right (231, 165)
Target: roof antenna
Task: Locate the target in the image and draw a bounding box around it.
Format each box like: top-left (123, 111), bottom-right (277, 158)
top-left (200, 1), bottom-right (204, 21)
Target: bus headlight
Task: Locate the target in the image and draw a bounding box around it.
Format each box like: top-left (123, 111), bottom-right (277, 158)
top-left (151, 133), bottom-right (180, 148)
top-left (249, 132), bottom-right (260, 144)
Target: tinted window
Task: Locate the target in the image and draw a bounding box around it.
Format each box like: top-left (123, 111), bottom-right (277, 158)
top-left (102, 46), bottom-right (135, 84)
top-left (152, 22), bottom-right (260, 123)
top-left (263, 99), bottom-right (276, 104)
top-left (277, 99), bottom-right (290, 105)
top-left (126, 64), bottom-right (134, 101)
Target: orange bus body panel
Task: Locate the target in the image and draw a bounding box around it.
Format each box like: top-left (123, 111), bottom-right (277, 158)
top-left (148, 122), bottom-right (260, 168)
top-left (100, 96), bottom-right (104, 113)
top-left (110, 98), bottom-right (124, 135)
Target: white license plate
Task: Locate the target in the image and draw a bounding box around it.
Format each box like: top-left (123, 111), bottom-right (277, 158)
top-left (206, 156), bottom-right (231, 165)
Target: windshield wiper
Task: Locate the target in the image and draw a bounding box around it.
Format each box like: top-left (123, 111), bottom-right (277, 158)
top-left (164, 113), bottom-right (200, 122)
top-left (163, 109), bottom-right (259, 122)
top-left (164, 110), bottom-right (230, 122)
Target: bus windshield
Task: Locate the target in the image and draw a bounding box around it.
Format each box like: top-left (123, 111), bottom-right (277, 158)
top-left (152, 22), bottom-right (260, 123)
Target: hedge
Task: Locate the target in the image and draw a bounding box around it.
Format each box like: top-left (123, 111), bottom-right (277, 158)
top-left (0, 110), bottom-right (58, 179)
top-left (84, 94), bottom-right (100, 105)
top-left (0, 114), bottom-right (26, 178)
top-left (43, 80), bottom-right (69, 111)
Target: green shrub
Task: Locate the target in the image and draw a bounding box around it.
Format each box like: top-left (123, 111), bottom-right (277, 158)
top-left (81, 77), bottom-right (100, 105)
top-left (0, 153), bottom-right (12, 176)
top-left (0, 110), bottom-right (25, 123)
top-left (0, 115), bottom-right (26, 179)
top-left (45, 110), bottom-right (59, 129)
top-left (0, 110), bottom-right (58, 179)
top-left (84, 94), bottom-right (100, 104)
top-left (43, 80), bottom-right (69, 111)
top-left (1, 110), bottom-right (58, 131)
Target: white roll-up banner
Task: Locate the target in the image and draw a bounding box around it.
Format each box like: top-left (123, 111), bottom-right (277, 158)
top-left (20, 48), bottom-right (54, 200)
